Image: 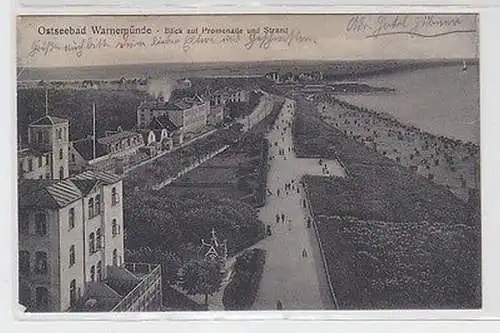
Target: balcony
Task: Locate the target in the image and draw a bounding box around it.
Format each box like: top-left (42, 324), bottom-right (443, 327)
top-left (71, 263), bottom-right (162, 312)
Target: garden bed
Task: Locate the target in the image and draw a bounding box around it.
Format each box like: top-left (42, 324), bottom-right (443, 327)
top-left (222, 248), bottom-right (267, 310)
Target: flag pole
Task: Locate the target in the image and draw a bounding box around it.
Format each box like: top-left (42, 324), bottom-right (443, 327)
top-left (92, 102), bottom-right (96, 160)
top-left (45, 89), bottom-right (48, 116)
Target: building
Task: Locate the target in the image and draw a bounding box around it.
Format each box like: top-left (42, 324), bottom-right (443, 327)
top-left (70, 129), bottom-right (145, 174)
top-left (18, 115), bottom-right (70, 180)
top-left (207, 88), bottom-right (251, 125)
top-left (18, 115), bottom-right (162, 312)
top-left (18, 171), bottom-right (162, 312)
top-left (139, 115), bottom-right (180, 155)
top-left (137, 95), bottom-right (209, 138)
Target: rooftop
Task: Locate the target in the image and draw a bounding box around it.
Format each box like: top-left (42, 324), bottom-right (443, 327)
top-left (97, 130), bottom-right (142, 146)
top-left (72, 137), bottom-right (108, 161)
top-left (29, 115), bottom-right (68, 126)
top-left (18, 170), bottom-right (121, 209)
top-left (148, 115), bottom-right (179, 132)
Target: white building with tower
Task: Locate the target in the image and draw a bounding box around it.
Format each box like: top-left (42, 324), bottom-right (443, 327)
top-left (17, 94), bottom-right (163, 312)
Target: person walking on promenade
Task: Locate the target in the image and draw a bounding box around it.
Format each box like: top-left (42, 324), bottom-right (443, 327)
top-left (281, 213), bottom-right (285, 223)
top-left (276, 214), bottom-right (280, 223)
top-left (303, 199), bottom-right (307, 208)
top-left (296, 187), bottom-right (300, 194)
top-left (277, 188), bottom-right (280, 197)
top-left (302, 249), bottom-right (308, 258)
top-left (307, 217), bottom-right (311, 228)
top-left (276, 300), bottom-right (283, 310)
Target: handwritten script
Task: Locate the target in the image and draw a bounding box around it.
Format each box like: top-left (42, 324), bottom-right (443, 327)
top-left (346, 15), bottom-right (476, 39)
top-left (24, 25), bottom-right (317, 60)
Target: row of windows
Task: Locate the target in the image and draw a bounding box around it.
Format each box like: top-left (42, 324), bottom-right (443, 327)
top-left (88, 228), bottom-right (102, 254)
top-left (55, 127), bottom-right (68, 141)
top-left (89, 261), bottom-right (103, 282)
top-left (19, 250), bottom-right (47, 275)
top-left (21, 188), bottom-right (120, 235)
top-left (88, 195), bottom-right (101, 219)
top-left (110, 137), bottom-right (141, 153)
top-left (19, 285), bottom-right (49, 310)
top-left (19, 213), bottom-right (48, 235)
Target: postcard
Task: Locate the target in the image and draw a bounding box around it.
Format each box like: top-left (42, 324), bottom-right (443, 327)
top-left (15, 13), bottom-right (480, 315)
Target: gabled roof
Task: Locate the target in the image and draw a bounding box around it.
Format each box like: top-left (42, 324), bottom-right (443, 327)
top-left (97, 131), bottom-right (141, 146)
top-left (148, 115), bottom-right (179, 132)
top-left (71, 179), bottom-right (101, 196)
top-left (29, 115), bottom-right (68, 126)
top-left (18, 170), bottom-right (121, 209)
top-left (72, 137), bottom-right (108, 161)
top-left (18, 179), bottom-right (82, 209)
top-left (71, 170), bottom-right (121, 185)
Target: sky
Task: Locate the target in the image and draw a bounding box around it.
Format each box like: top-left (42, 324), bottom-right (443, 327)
top-left (16, 14), bottom-right (479, 68)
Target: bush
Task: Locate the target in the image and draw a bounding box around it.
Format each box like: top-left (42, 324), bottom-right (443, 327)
top-left (222, 248), bottom-right (266, 310)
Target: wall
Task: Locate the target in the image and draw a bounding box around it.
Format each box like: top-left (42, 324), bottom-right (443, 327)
top-left (19, 208), bottom-right (61, 312)
top-left (57, 201), bottom-right (85, 311)
top-left (102, 181), bottom-right (124, 272)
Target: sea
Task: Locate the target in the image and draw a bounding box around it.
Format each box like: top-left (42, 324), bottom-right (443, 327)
top-left (336, 64), bottom-right (480, 144)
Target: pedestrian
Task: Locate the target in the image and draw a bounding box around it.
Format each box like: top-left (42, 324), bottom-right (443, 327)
top-left (276, 214), bottom-right (280, 223)
top-left (307, 217), bottom-right (311, 228)
top-left (276, 300), bottom-right (283, 310)
top-left (302, 249), bottom-right (308, 257)
top-left (281, 213), bottom-right (285, 223)
top-left (303, 199), bottom-right (307, 208)
top-left (277, 189), bottom-right (280, 196)
top-left (296, 187), bottom-right (300, 194)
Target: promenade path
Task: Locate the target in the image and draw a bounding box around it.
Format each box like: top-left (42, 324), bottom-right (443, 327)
top-left (251, 99), bottom-right (346, 310)
top-left (170, 97), bottom-right (346, 310)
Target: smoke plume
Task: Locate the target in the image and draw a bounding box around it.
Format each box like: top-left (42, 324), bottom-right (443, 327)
top-left (148, 77), bottom-right (176, 102)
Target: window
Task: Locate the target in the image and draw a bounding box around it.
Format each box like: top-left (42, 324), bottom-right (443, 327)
top-left (28, 159), bottom-right (33, 172)
top-left (68, 208), bottom-right (75, 230)
top-left (69, 279), bottom-right (76, 307)
top-left (88, 198), bottom-right (94, 219)
top-left (19, 285), bottom-right (31, 307)
top-left (59, 148), bottom-right (63, 160)
top-left (19, 251), bottom-right (30, 275)
top-left (19, 212), bottom-right (29, 234)
top-left (69, 245), bottom-right (75, 267)
top-left (38, 155), bottom-right (43, 167)
top-left (35, 213), bottom-right (47, 235)
top-left (112, 219), bottom-right (118, 237)
top-left (111, 187), bottom-right (118, 205)
top-left (90, 265), bottom-right (95, 282)
top-left (94, 195), bottom-right (101, 216)
top-left (34, 251), bottom-right (47, 274)
top-left (59, 166), bottom-right (64, 179)
top-left (96, 261), bottom-right (102, 281)
top-left (112, 249), bottom-right (118, 266)
top-left (88, 233), bottom-right (95, 254)
top-left (96, 228), bottom-right (102, 250)
top-left (35, 287), bottom-right (48, 309)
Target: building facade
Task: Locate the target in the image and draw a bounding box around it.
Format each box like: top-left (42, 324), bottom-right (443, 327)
top-left (18, 116), bottom-right (162, 312)
top-left (18, 116), bottom-right (70, 180)
top-left (137, 95), bottom-right (209, 137)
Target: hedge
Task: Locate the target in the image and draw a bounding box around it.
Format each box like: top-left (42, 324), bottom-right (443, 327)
top-left (222, 248), bottom-right (266, 310)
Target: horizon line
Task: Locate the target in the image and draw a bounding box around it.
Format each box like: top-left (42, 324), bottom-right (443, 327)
top-left (16, 57), bottom-right (479, 71)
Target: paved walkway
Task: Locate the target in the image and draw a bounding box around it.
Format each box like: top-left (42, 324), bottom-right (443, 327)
top-left (251, 99), bottom-right (345, 310)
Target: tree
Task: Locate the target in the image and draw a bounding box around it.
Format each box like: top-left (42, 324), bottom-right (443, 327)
top-left (176, 258), bottom-right (225, 306)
